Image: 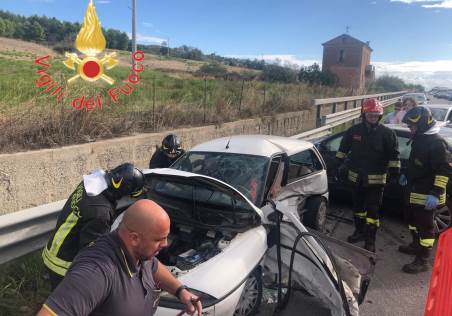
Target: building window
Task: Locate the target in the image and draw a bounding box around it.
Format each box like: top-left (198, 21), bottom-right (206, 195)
top-left (338, 49), bottom-right (345, 63)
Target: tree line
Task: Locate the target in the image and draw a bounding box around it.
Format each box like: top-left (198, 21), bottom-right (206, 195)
top-left (0, 10), bottom-right (129, 51)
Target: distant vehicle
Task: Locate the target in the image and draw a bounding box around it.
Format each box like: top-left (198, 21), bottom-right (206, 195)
top-left (424, 104), bottom-right (452, 123)
top-left (401, 93), bottom-right (429, 105)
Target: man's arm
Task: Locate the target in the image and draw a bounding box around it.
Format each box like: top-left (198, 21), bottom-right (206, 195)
top-left (154, 260), bottom-right (202, 316)
top-left (79, 208), bottom-right (111, 248)
top-left (36, 260), bottom-right (110, 316)
top-left (386, 129), bottom-right (401, 178)
top-left (336, 128), bottom-right (352, 162)
top-left (429, 140), bottom-right (450, 199)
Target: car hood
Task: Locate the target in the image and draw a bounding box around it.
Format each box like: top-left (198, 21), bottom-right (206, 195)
top-left (143, 168), bottom-right (264, 220)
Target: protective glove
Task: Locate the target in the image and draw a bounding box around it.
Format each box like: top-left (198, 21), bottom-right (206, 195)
top-left (398, 174), bottom-right (407, 186)
top-left (425, 195), bottom-right (439, 210)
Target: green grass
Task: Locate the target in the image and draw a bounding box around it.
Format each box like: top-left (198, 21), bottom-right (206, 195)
top-left (0, 251), bottom-right (50, 316)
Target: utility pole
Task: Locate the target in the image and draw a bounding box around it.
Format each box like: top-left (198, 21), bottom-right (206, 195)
top-left (132, 0), bottom-right (137, 56)
top-left (167, 37), bottom-right (170, 57)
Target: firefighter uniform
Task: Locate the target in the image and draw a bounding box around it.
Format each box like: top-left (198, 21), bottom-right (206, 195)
top-left (337, 120), bottom-right (400, 252)
top-left (402, 132), bottom-right (449, 273)
top-left (42, 163), bottom-right (144, 289)
top-left (42, 182), bottom-right (117, 289)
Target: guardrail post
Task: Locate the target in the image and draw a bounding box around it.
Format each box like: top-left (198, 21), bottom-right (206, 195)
top-left (353, 100), bottom-right (357, 108)
top-left (344, 101), bottom-right (348, 110)
top-left (332, 102), bottom-right (337, 113)
top-left (316, 104), bottom-right (322, 127)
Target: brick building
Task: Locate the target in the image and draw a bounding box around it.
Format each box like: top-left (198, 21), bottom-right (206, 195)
top-left (322, 34), bottom-right (375, 91)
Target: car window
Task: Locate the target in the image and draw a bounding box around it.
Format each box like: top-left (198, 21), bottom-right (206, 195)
top-left (324, 135), bottom-right (343, 152)
top-left (397, 135), bottom-right (412, 160)
top-left (429, 108), bottom-right (448, 121)
top-left (447, 111), bottom-right (452, 122)
top-left (172, 152), bottom-right (269, 205)
top-left (287, 149), bottom-right (323, 181)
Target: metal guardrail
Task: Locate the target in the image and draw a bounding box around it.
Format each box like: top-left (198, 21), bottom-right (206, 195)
top-left (0, 91), bottom-right (406, 265)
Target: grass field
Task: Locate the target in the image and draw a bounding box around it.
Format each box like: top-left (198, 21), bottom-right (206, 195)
top-left (0, 38), bottom-right (353, 153)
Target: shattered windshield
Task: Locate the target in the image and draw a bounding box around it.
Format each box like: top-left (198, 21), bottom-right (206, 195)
top-left (172, 152), bottom-right (270, 205)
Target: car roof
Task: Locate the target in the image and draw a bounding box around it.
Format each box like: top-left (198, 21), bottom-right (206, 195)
top-left (189, 134), bottom-right (314, 157)
top-left (425, 103), bottom-right (452, 109)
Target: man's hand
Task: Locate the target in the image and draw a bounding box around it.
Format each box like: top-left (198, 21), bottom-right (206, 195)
top-left (177, 289), bottom-right (202, 316)
top-left (425, 195), bottom-right (439, 210)
top-left (336, 164), bottom-right (348, 182)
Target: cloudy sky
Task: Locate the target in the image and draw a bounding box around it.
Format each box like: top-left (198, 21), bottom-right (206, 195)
top-left (2, 0), bottom-right (452, 88)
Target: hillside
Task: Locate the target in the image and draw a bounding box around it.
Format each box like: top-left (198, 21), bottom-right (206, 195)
top-left (0, 37), bottom-right (257, 79)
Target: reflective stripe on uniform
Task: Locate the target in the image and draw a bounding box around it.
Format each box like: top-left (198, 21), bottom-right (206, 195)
top-left (43, 304), bottom-right (58, 316)
top-left (348, 170), bottom-right (358, 183)
top-left (42, 247), bottom-right (72, 276)
top-left (434, 175), bottom-right (449, 189)
top-left (355, 211), bottom-right (367, 218)
top-left (420, 238), bottom-right (435, 248)
top-left (43, 211), bottom-right (80, 276)
top-left (388, 160), bottom-right (401, 168)
top-left (336, 151), bottom-right (346, 159)
top-left (366, 217), bottom-right (380, 227)
top-left (368, 174), bottom-right (387, 185)
top-left (410, 192), bottom-right (446, 206)
top-left (408, 225), bottom-right (417, 232)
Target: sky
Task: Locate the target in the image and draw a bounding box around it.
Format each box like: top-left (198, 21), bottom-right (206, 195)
top-left (1, 0), bottom-right (452, 88)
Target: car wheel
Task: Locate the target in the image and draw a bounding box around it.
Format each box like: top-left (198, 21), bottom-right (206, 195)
top-left (233, 267), bottom-right (263, 316)
top-left (302, 197), bottom-right (327, 232)
top-left (434, 205), bottom-right (451, 235)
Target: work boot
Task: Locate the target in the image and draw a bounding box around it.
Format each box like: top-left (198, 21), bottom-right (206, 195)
top-left (402, 246), bottom-right (431, 274)
top-left (364, 224), bottom-right (377, 253)
top-left (347, 216), bottom-right (366, 243)
top-left (398, 230), bottom-right (419, 255)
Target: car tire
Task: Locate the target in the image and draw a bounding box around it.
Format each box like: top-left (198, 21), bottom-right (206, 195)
top-left (233, 267), bottom-right (263, 316)
top-left (434, 205), bottom-right (452, 236)
top-left (302, 197), bottom-right (327, 232)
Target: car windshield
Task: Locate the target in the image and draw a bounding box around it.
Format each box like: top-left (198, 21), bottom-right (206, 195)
top-left (428, 108), bottom-right (448, 121)
top-left (172, 152), bottom-right (269, 205)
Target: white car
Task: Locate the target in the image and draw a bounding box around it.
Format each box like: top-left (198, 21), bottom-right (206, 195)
top-left (424, 104), bottom-right (452, 124)
top-left (114, 136), bottom-right (376, 316)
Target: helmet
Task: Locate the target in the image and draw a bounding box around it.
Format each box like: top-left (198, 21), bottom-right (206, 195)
top-left (162, 134), bottom-right (182, 157)
top-left (362, 98), bottom-right (384, 115)
top-left (106, 163), bottom-right (144, 199)
top-left (402, 106), bottom-right (436, 134)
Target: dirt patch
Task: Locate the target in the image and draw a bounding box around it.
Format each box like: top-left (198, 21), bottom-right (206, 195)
top-left (0, 37), bottom-right (55, 57)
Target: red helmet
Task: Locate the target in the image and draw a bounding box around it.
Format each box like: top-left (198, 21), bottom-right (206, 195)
top-left (362, 98), bottom-right (384, 115)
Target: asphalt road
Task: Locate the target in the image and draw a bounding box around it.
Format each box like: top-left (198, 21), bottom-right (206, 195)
top-left (257, 201), bottom-right (433, 316)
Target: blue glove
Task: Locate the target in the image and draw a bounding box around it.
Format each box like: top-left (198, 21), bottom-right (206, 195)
top-left (399, 174), bottom-right (407, 186)
top-left (425, 195), bottom-right (439, 210)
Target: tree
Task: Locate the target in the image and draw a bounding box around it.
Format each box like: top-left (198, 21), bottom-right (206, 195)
top-left (196, 62), bottom-right (228, 78)
top-left (260, 64), bottom-right (298, 83)
top-left (298, 63), bottom-right (337, 86)
top-left (22, 21), bottom-right (45, 42)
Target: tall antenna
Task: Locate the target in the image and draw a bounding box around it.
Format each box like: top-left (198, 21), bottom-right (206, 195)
top-left (132, 0), bottom-right (137, 55)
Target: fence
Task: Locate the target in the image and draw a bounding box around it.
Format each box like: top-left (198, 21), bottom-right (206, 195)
top-left (0, 90), bottom-right (405, 265)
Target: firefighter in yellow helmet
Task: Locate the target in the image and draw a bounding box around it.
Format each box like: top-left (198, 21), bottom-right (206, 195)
top-left (42, 163), bottom-right (144, 289)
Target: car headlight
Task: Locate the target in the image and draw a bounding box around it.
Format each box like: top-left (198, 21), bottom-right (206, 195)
top-left (159, 287), bottom-right (218, 309)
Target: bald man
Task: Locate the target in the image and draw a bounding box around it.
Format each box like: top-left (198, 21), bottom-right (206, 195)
top-left (37, 199), bottom-right (202, 316)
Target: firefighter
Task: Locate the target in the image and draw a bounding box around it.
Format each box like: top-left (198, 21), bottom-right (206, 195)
top-left (336, 98), bottom-right (400, 252)
top-left (399, 106), bottom-right (449, 273)
top-left (42, 163), bottom-right (145, 289)
top-left (149, 134), bottom-right (185, 168)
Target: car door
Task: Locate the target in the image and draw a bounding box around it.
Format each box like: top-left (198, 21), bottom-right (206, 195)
top-left (315, 132), bottom-right (346, 191)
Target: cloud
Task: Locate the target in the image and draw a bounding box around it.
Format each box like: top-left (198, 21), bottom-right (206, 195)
top-left (390, 0), bottom-right (452, 9)
top-left (227, 54), bottom-right (320, 69)
top-left (374, 60), bottom-right (452, 88)
top-left (126, 32), bottom-right (166, 45)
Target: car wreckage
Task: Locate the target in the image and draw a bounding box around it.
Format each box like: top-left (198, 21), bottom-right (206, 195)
top-left (113, 136), bottom-right (376, 316)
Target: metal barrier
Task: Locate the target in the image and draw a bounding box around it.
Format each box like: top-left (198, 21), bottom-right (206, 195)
top-left (0, 90), bottom-right (406, 265)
